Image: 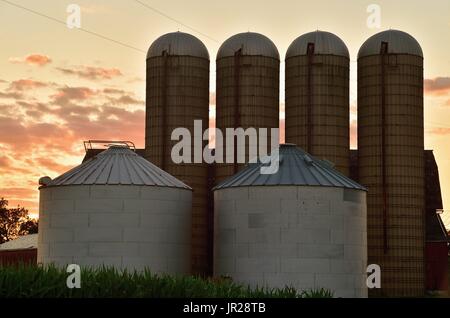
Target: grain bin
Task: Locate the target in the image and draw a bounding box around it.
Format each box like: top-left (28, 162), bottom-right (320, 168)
top-left (214, 144), bottom-right (368, 297)
top-left (357, 30), bottom-right (425, 297)
top-left (37, 145), bottom-right (192, 274)
top-left (145, 32), bottom-right (210, 275)
top-left (285, 31), bottom-right (350, 176)
top-left (215, 32), bottom-right (280, 184)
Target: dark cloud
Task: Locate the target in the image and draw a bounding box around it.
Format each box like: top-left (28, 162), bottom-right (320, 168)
top-left (425, 77), bottom-right (450, 95)
top-left (52, 86), bottom-right (97, 105)
top-left (108, 95), bottom-right (144, 105)
top-left (0, 91), bottom-right (23, 99)
top-left (9, 79), bottom-right (48, 91)
top-left (103, 88), bottom-right (127, 95)
top-left (56, 65), bottom-right (122, 80)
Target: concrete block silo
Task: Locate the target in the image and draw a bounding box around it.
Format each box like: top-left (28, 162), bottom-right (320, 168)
top-left (38, 145), bottom-right (192, 274)
top-left (285, 31), bottom-right (350, 176)
top-left (357, 30), bottom-right (425, 297)
top-left (215, 32), bottom-right (280, 184)
top-left (145, 32), bottom-right (210, 275)
top-left (213, 144), bottom-right (368, 297)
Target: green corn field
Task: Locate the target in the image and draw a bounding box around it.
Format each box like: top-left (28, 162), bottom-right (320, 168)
top-left (0, 264), bottom-right (333, 298)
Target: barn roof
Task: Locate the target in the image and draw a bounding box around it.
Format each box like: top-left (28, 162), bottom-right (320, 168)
top-left (0, 234), bottom-right (38, 251)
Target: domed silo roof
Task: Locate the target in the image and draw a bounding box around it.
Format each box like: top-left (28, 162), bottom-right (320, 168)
top-left (286, 30), bottom-right (349, 58)
top-left (147, 31), bottom-right (209, 60)
top-left (214, 144), bottom-right (366, 190)
top-left (43, 145), bottom-right (191, 189)
top-left (358, 29), bottom-right (423, 58)
top-left (217, 32), bottom-right (279, 60)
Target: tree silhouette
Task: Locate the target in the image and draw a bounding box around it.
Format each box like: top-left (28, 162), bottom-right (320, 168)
top-left (0, 198), bottom-right (38, 244)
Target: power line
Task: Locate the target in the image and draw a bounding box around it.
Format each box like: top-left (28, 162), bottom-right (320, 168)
top-left (133, 0), bottom-right (220, 44)
top-left (0, 0), bottom-right (146, 54)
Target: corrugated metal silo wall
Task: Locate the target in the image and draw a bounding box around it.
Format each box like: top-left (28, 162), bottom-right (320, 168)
top-left (145, 55), bottom-right (210, 275)
top-left (215, 56), bottom-right (280, 184)
top-left (285, 55), bottom-right (350, 176)
top-left (358, 53), bottom-right (425, 297)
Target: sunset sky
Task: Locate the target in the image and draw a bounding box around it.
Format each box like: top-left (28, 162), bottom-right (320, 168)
top-left (0, 0), bottom-right (449, 227)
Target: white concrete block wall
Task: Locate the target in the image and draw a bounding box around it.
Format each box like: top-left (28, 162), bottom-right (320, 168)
top-left (214, 185), bottom-right (368, 298)
top-left (38, 185), bottom-right (192, 275)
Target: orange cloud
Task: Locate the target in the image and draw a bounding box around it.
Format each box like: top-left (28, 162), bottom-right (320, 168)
top-left (126, 77), bottom-right (144, 84)
top-left (108, 95), bottom-right (144, 105)
top-left (4, 199), bottom-right (38, 216)
top-left (52, 86), bottom-right (97, 105)
top-left (9, 54), bottom-right (52, 66)
top-left (210, 92), bottom-right (216, 105)
top-left (0, 107), bottom-right (144, 213)
top-left (350, 119), bottom-right (357, 149)
top-left (350, 103), bottom-right (357, 116)
top-left (425, 77), bottom-right (450, 95)
top-left (62, 106), bottom-right (145, 143)
top-left (0, 91), bottom-right (23, 99)
top-left (35, 158), bottom-right (75, 174)
top-left (56, 65), bottom-right (123, 80)
top-left (0, 188), bottom-right (36, 198)
top-left (0, 70), bottom-right (148, 216)
top-left (9, 79), bottom-right (48, 91)
top-left (0, 156), bottom-right (12, 168)
top-left (0, 117), bottom-right (74, 152)
top-left (428, 127), bottom-right (450, 135)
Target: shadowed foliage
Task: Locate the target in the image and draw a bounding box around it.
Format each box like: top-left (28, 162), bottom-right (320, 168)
top-left (0, 264), bottom-right (333, 298)
top-left (0, 198), bottom-right (38, 244)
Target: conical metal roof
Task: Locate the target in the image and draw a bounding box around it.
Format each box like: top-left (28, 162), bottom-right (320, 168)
top-left (42, 146), bottom-right (191, 189)
top-left (214, 144), bottom-right (366, 191)
top-left (286, 31), bottom-right (349, 58)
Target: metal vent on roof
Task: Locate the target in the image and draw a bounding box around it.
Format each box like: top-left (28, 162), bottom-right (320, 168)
top-left (303, 154), bottom-right (314, 166)
top-left (41, 146), bottom-right (191, 189)
top-left (214, 144), bottom-right (366, 191)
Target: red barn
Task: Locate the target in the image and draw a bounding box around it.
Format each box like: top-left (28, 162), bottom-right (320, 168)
top-left (350, 150), bottom-right (449, 295)
top-left (424, 151), bottom-right (449, 294)
top-left (0, 234), bottom-right (37, 266)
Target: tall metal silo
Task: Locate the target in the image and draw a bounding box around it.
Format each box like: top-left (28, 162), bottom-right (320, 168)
top-left (357, 30), bottom-right (425, 297)
top-left (215, 32), bottom-right (280, 184)
top-left (145, 32), bottom-right (210, 275)
top-left (285, 31), bottom-right (350, 176)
